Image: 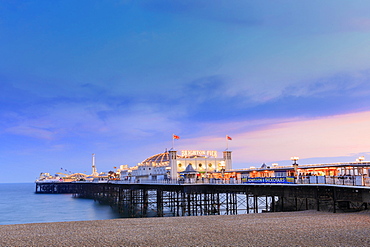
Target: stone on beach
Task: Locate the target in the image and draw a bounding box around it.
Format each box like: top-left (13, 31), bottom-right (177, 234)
top-left (0, 210), bottom-right (370, 246)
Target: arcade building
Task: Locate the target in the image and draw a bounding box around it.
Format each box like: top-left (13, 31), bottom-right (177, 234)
top-left (120, 149), bottom-right (232, 181)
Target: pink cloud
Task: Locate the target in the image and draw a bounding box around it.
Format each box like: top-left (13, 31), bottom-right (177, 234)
top-left (175, 111), bottom-right (370, 167)
top-left (231, 111), bottom-right (370, 164)
top-left (347, 17), bottom-right (370, 31)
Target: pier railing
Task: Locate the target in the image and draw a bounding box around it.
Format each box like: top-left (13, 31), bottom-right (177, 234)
top-left (110, 178), bottom-right (242, 185)
top-left (108, 175), bottom-right (370, 187)
top-left (37, 175), bottom-right (370, 187)
top-left (295, 176), bottom-right (370, 187)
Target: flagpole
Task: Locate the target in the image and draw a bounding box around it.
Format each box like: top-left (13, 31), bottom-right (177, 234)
top-left (172, 134), bottom-right (174, 150)
top-left (226, 135), bottom-right (232, 150)
top-left (226, 135), bottom-right (228, 150)
top-left (172, 134), bottom-right (180, 150)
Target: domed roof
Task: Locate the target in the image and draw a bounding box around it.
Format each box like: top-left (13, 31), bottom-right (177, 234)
top-left (142, 152), bottom-right (170, 164)
top-left (142, 151), bottom-right (181, 165)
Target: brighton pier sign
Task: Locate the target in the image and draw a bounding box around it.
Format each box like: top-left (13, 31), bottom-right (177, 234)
top-left (181, 150), bottom-right (218, 158)
top-left (243, 177), bottom-right (295, 184)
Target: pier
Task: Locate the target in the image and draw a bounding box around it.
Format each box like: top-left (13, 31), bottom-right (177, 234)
top-left (35, 181), bottom-right (370, 217)
top-left (35, 153), bottom-right (370, 217)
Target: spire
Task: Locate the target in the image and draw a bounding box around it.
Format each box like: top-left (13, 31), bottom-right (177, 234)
top-left (92, 153), bottom-right (98, 176)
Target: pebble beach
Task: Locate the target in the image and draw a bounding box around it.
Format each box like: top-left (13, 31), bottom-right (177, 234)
top-left (1, 210), bottom-right (370, 246)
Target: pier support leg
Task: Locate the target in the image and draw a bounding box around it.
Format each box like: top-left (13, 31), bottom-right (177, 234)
top-left (316, 189), bottom-right (320, 211)
top-left (181, 192), bottom-right (186, 216)
top-left (246, 194), bottom-right (250, 214)
top-left (187, 193), bottom-right (191, 216)
top-left (226, 193), bottom-right (229, 215)
top-left (217, 193), bottom-right (220, 215)
top-left (254, 195), bottom-right (258, 213)
top-left (157, 189), bottom-right (163, 217)
top-left (333, 188), bottom-right (336, 213)
top-left (142, 189), bottom-right (148, 216)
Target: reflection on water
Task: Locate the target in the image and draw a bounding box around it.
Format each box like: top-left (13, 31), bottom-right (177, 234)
top-left (0, 183), bottom-right (121, 225)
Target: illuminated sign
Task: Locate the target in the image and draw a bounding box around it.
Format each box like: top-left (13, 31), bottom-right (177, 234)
top-left (181, 150), bottom-right (218, 158)
top-left (243, 177), bottom-right (295, 184)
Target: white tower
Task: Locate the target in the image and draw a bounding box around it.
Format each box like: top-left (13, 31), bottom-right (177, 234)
top-left (169, 150), bottom-right (178, 180)
top-left (92, 153), bottom-right (98, 176)
top-left (223, 150), bottom-right (232, 170)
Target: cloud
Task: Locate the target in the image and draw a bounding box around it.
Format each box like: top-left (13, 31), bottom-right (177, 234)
top-left (231, 111), bottom-right (370, 164)
top-left (284, 70), bottom-right (370, 98)
top-left (170, 110), bottom-right (370, 168)
top-left (3, 66), bottom-right (370, 147)
top-left (142, 0), bottom-right (370, 35)
top-left (5, 125), bottom-right (54, 140)
top-left (1, 97), bottom-right (182, 142)
top-left (169, 68), bottom-right (370, 126)
top-left (347, 17), bottom-right (370, 31)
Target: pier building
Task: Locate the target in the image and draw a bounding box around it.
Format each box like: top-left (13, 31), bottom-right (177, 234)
top-left (228, 159), bottom-right (370, 186)
top-left (120, 149), bottom-right (232, 181)
top-left (35, 155), bottom-right (370, 217)
top-left (37, 153), bottom-right (111, 183)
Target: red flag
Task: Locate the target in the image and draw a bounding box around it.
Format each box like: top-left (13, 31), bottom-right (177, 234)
top-left (173, 134), bottom-right (180, 140)
top-left (226, 135), bottom-right (232, 140)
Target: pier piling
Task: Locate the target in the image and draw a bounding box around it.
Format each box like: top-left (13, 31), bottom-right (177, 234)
top-left (35, 182), bottom-right (370, 217)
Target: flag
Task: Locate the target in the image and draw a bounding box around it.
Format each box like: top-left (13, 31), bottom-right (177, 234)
top-left (226, 135), bottom-right (232, 140)
top-left (173, 134), bottom-right (180, 140)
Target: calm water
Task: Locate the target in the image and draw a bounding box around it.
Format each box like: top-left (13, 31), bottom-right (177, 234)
top-left (0, 183), bottom-right (121, 225)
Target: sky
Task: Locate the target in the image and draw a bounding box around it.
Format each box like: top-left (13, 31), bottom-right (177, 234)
top-left (1, 0), bottom-right (370, 183)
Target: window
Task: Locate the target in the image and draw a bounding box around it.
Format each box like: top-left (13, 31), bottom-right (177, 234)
top-left (199, 163), bottom-right (202, 167)
top-left (178, 163), bottom-right (182, 168)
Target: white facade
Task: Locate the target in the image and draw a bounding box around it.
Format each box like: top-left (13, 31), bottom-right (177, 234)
top-left (174, 151), bottom-right (232, 175)
top-left (120, 150), bottom-right (232, 180)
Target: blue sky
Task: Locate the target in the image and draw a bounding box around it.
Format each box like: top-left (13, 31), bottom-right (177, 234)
top-left (1, 1), bottom-right (370, 183)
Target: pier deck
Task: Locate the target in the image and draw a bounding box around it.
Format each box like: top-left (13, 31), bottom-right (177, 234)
top-left (35, 181), bottom-right (370, 217)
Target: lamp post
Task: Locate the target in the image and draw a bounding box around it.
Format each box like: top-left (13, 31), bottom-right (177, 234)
top-left (220, 163), bottom-right (226, 181)
top-left (291, 156), bottom-right (299, 179)
top-left (355, 156), bottom-right (365, 185)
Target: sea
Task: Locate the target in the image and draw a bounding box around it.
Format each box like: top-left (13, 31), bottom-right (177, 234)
top-left (0, 183), bottom-right (121, 225)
